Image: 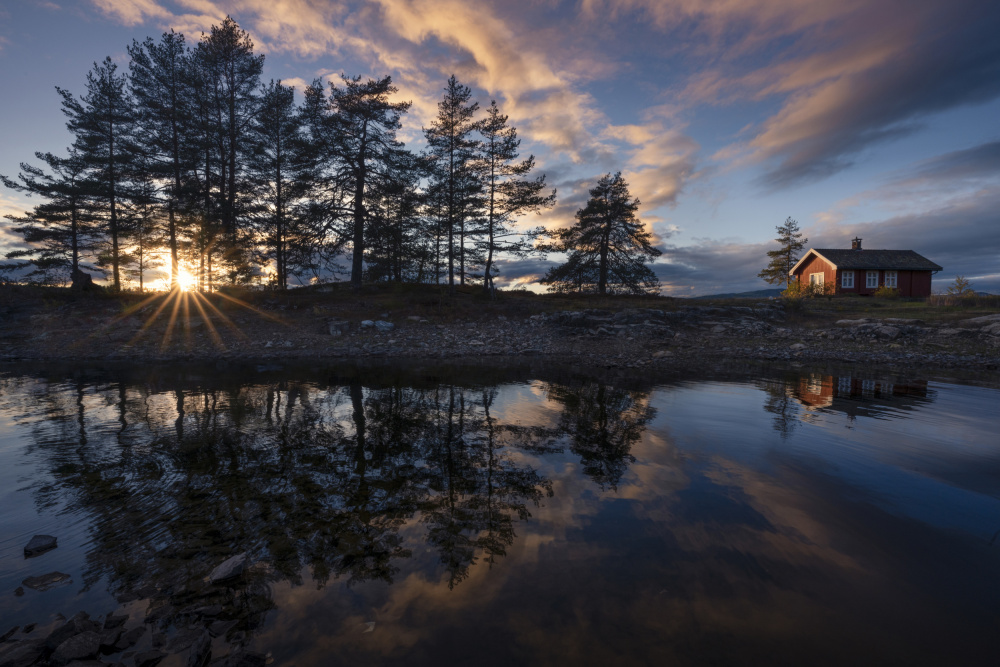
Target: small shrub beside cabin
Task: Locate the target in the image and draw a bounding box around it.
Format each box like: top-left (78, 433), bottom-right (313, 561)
top-left (789, 238), bottom-right (942, 297)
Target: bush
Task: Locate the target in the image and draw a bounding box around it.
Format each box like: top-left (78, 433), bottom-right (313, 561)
top-left (945, 275), bottom-right (975, 297)
top-left (873, 285), bottom-right (900, 299)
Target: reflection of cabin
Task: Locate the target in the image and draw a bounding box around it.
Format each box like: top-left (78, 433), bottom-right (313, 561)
top-left (789, 238), bottom-right (941, 297)
top-left (793, 374), bottom-right (929, 417)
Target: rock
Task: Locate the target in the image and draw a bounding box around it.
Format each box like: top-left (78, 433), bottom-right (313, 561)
top-left (103, 613), bottom-right (128, 630)
top-left (360, 320), bottom-right (375, 329)
top-left (209, 553), bottom-right (247, 584)
top-left (208, 620), bottom-right (237, 638)
top-left (652, 350), bottom-right (673, 358)
top-left (134, 650), bottom-right (167, 667)
top-left (45, 613), bottom-right (101, 651)
top-left (186, 631), bottom-right (211, 667)
top-left (327, 320), bottom-right (350, 336)
top-left (70, 269), bottom-right (100, 292)
top-left (0, 639), bottom-right (45, 667)
top-left (22, 571), bottom-right (71, 591)
top-left (114, 626), bottom-right (145, 651)
top-left (835, 319), bottom-right (872, 326)
top-left (789, 343), bottom-right (807, 351)
top-left (519, 348), bottom-right (543, 355)
top-left (958, 314), bottom-right (1000, 326)
top-left (407, 315), bottom-right (421, 321)
top-left (710, 325), bottom-right (726, 333)
top-left (874, 325), bottom-right (901, 340)
top-left (983, 322), bottom-right (1000, 335)
top-left (50, 632), bottom-right (100, 666)
top-left (23, 535), bottom-right (57, 558)
top-left (98, 627), bottom-right (122, 650)
top-left (0, 627), bottom-right (18, 643)
top-left (13, 588), bottom-right (23, 597)
top-left (374, 320), bottom-right (395, 332)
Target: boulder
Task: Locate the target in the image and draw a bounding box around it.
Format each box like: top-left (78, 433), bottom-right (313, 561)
top-left (134, 649), bottom-right (167, 667)
top-left (374, 320), bottom-right (395, 332)
top-left (50, 632), bottom-right (100, 666)
top-left (327, 320), bottom-right (350, 337)
top-left (70, 269), bottom-right (100, 292)
top-left (710, 325), bottom-right (726, 333)
top-left (0, 639), bottom-right (46, 667)
top-left (22, 571), bottom-right (71, 592)
top-left (789, 343), bottom-right (807, 351)
top-left (874, 325), bottom-right (901, 340)
top-left (360, 320), bottom-right (375, 329)
top-left (103, 613), bottom-right (128, 630)
top-left (958, 314), bottom-right (1000, 326)
top-left (23, 535), bottom-right (57, 558)
top-left (983, 322), bottom-right (1000, 336)
top-left (835, 319), bottom-right (872, 327)
top-left (209, 553), bottom-right (247, 584)
top-left (114, 626), bottom-right (146, 651)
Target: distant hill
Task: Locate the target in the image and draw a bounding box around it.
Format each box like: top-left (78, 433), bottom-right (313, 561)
top-left (691, 288), bottom-right (784, 300)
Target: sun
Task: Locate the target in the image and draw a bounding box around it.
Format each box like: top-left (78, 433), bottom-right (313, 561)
top-left (176, 269), bottom-right (197, 292)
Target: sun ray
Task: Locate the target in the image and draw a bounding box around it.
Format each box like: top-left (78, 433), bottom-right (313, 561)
top-left (191, 291), bottom-right (248, 340)
top-left (188, 292), bottom-right (225, 349)
top-left (212, 291), bottom-right (286, 324)
top-left (161, 289), bottom-right (185, 350)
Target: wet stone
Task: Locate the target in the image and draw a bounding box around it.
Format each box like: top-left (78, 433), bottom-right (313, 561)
top-left (209, 554), bottom-right (247, 584)
top-left (13, 588), bottom-right (23, 597)
top-left (103, 613), bottom-right (129, 630)
top-left (207, 620), bottom-right (237, 638)
top-left (0, 639), bottom-right (46, 667)
top-left (21, 571), bottom-right (72, 591)
top-left (50, 631), bottom-right (101, 666)
top-left (1, 627), bottom-right (18, 643)
top-left (46, 613), bottom-right (101, 651)
top-left (99, 627), bottom-right (123, 650)
top-left (23, 534), bottom-right (58, 558)
top-left (186, 631), bottom-right (212, 667)
top-left (115, 626), bottom-right (146, 651)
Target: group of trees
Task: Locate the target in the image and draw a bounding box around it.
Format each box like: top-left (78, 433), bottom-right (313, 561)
top-left (1, 17), bottom-right (664, 295)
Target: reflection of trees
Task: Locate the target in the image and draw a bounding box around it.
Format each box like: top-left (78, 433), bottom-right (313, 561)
top-left (0, 370), bottom-right (563, 643)
top-left (761, 379), bottom-right (798, 438)
top-left (545, 381), bottom-right (654, 490)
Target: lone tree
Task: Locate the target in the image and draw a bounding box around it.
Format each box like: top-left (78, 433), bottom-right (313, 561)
top-left (758, 217), bottom-right (807, 288)
top-left (543, 172), bottom-right (660, 295)
top-left (946, 275), bottom-right (974, 296)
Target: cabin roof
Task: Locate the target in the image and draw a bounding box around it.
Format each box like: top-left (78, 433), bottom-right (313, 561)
top-left (790, 248), bottom-right (942, 274)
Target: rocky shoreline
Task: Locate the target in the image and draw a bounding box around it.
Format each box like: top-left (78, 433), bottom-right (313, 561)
top-left (2, 299), bottom-right (998, 373)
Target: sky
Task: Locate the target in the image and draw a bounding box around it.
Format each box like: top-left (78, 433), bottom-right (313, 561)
top-left (0, 0), bottom-right (998, 295)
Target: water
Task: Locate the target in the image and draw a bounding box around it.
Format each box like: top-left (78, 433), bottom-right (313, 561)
top-left (0, 363), bottom-right (998, 665)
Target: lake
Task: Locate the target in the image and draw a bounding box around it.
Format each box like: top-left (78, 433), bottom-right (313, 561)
top-left (1, 362), bottom-right (998, 666)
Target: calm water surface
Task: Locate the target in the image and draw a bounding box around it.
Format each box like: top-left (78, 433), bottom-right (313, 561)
top-left (0, 364), bottom-right (998, 665)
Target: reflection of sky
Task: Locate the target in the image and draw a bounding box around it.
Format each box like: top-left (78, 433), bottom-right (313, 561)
top-left (1, 371), bottom-right (999, 664)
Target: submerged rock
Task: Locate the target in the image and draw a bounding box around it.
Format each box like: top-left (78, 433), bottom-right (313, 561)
top-left (23, 535), bottom-right (57, 558)
top-left (209, 553), bottom-right (247, 584)
top-left (0, 639), bottom-right (45, 667)
top-left (21, 572), bottom-right (71, 592)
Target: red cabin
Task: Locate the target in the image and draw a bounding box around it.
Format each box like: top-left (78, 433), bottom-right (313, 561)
top-left (789, 238), bottom-right (941, 297)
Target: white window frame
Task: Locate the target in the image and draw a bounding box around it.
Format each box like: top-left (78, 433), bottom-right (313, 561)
top-left (841, 271), bottom-right (854, 288)
top-left (809, 272), bottom-right (824, 286)
top-left (866, 270), bottom-right (879, 288)
top-left (885, 270), bottom-right (897, 288)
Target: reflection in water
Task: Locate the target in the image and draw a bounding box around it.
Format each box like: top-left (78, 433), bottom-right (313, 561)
top-left (0, 365), bottom-right (998, 666)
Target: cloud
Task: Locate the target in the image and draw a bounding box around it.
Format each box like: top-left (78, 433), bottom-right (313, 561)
top-left (91, 0), bottom-right (171, 25)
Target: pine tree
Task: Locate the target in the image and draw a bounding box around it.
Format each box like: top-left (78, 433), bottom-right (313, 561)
top-left (473, 101), bottom-right (555, 296)
top-left (128, 30), bottom-right (194, 289)
top-left (58, 57), bottom-right (136, 290)
top-left (543, 172), bottom-right (660, 295)
top-left (758, 217), bottom-right (807, 288)
top-left (246, 80), bottom-right (310, 289)
top-left (193, 16), bottom-right (264, 285)
top-left (303, 75), bottom-right (411, 288)
top-left (1, 149), bottom-right (98, 283)
top-left (424, 76), bottom-right (480, 290)
top-left (123, 149), bottom-right (165, 292)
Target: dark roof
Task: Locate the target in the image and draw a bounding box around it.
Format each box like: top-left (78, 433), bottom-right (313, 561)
top-left (810, 249), bottom-right (942, 271)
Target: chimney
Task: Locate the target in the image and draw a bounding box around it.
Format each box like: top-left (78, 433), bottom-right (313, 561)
top-left (852, 237), bottom-right (862, 250)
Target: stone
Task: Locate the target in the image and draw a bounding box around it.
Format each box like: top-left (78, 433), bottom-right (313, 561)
top-left (983, 322), bottom-right (1000, 335)
top-left (652, 350), bottom-right (673, 358)
top-left (209, 553), bottom-right (247, 584)
top-left (835, 319), bottom-right (871, 326)
top-left (22, 571), bottom-right (71, 591)
top-left (103, 613), bottom-right (128, 630)
top-left (874, 325), bottom-right (901, 340)
top-left (223, 651), bottom-right (268, 667)
top-left (327, 320), bottom-right (350, 336)
top-left (13, 588), bottom-right (23, 597)
top-left (789, 343), bottom-right (807, 351)
top-left (46, 613), bottom-right (101, 651)
top-left (50, 632), bottom-right (100, 666)
top-left (23, 535), bottom-right (57, 558)
top-left (0, 627), bottom-right (18, 643)
top-left (208, 620), bottom-right (238, 638)
top-left (115, 626), bottom-right (145, 651)
top-left (134, 650), bottom-right (167, 667)
top-left (374, 320), bottom-right (395, 332)
top-left (958, 314), bottom-right (1000, 326)
top-left (186, 631), bottom-right (211, 667)
top-left (70, 269), bottom-right (99, 292)
top-left (407, 315), bottom-right (421, 321)
top-left (710, 325), bottom-right (727, 333)
top-left (98, 627), bottom-right (122, 650)
top-left (0, 639), bottom-right (45, 667)
top-left (360, 320), bottom-right (375, 329)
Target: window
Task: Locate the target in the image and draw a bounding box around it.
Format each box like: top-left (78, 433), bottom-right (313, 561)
top-left (841, 271), bottom-right (854, 288)
top-left (885, 270), bottom-right (897, 287)
top-left (809, 272), bottom-right (824, 286)
top-left (866, 270), bottom-right (879, 288)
